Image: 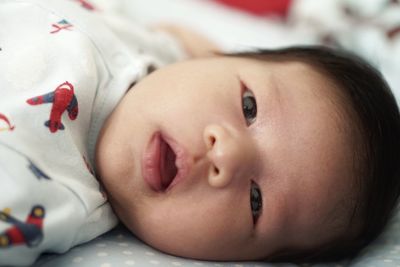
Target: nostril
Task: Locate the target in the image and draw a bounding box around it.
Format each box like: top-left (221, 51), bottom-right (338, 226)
top-left (213, 166), bottom-right (219, 175)
top-left (204, 125), bottom-right (221, 149)
top-left (210, 136), bottom-right (216, 146)
top-left (208, 164), bottom-right (230, 188)
top-left (205, 135), bottom-right (216, 150)
top-left (209, 136), bottom-right (216, 148)
top-left (209, 165), bottom-right (220, 177)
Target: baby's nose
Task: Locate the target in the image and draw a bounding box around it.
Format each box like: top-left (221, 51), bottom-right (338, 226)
top-left (203, 124), bottom-right (256, 188)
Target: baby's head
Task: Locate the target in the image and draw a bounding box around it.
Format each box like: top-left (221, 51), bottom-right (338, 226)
top-left (95, 46), bottom-right (400, 262)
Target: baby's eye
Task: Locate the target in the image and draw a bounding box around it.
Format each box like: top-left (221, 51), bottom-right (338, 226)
top-left (242, 89), bottom-right (257, 126)
top-left (250, 180), bottom-right (262, 224)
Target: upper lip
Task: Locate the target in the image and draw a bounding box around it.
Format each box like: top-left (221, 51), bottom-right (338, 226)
top-left (142, 132), bottom-right (190, 192)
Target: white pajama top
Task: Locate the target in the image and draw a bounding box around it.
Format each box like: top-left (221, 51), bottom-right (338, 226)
top-left (0, 0), bottom-right (185, 265)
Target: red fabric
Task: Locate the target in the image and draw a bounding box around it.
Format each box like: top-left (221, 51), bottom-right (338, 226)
top-left (6, 228), bottom-right (25, 245)
top-left (214, 0), bottom-right (292, 17)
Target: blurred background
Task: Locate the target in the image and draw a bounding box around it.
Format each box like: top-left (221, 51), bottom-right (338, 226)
top-left (94, 0), bottom-right (400, 101)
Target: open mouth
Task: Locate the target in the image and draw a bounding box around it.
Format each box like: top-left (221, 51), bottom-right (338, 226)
top-left (160, 136), bottom-right (178, 189)
top-left (142, 132), bottom-right (179, 192)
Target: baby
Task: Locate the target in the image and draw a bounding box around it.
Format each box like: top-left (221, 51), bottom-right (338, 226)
top-left (1, 0), bottom-right (400, 266)
top-left (96, 48), bottom-right (400, 262)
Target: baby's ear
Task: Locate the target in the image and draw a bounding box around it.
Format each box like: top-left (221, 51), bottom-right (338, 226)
top-left (151, 24), bottom-right (221, 58)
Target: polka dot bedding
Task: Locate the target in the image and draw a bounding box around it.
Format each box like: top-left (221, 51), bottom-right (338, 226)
top-left (33, 206), bottom-right (400, 267)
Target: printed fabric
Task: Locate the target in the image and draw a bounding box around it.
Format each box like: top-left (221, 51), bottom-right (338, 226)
top-left (0, 0), bottom-right (186, 265)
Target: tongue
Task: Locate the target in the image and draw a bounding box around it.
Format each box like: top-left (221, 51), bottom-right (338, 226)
top-left (160, 139), bottom-right (177, 189)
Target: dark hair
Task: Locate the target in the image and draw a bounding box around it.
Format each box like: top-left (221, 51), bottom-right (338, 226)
top-left (226, 46), bottom-right (400, 262)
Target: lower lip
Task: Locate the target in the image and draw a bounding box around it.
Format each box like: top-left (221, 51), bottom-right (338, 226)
top-left (142, 132), bottom-right (189, 192)
top-left (142, 132), bottom-right (163, 191)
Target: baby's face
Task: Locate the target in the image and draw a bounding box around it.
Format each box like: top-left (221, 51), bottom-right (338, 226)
top-left (95, 57), bottom-right (355, 260)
